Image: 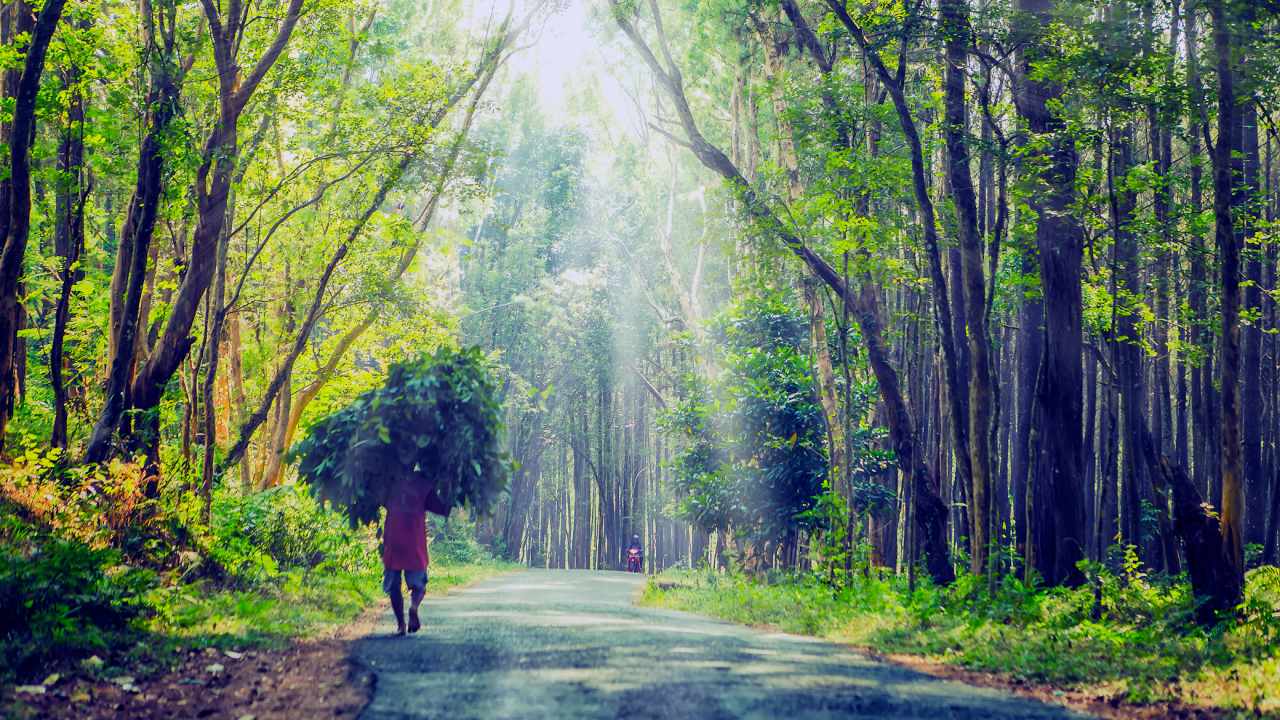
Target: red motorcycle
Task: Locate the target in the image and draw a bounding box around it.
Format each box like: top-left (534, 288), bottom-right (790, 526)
top-left (626, 547), bottom-right (643, 573)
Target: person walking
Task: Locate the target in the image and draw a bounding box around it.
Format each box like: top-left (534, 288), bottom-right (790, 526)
top-left (381, 476), bottom-right (438, 635)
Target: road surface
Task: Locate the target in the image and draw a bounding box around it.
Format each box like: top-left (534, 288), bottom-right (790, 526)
top-left (353, 569), bottom-right (1090, 719)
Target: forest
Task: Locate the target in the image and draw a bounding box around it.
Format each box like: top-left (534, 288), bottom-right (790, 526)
top-left (2, 0), bottom-right (1280, 717)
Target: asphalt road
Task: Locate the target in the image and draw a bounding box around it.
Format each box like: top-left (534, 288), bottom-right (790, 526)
top-left (353, 569), bottom-right (1091, 720)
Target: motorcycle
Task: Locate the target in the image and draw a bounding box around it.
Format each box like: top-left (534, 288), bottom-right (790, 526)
top-left (626, 548), bottom-right (643, 573)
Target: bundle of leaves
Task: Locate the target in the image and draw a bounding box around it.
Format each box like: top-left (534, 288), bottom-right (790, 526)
top-left (291, 346), bottom-right (510, 526)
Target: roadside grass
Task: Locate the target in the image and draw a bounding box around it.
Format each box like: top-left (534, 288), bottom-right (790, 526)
top-left (639, 563), bottom-right (1280, 718)
top-left (147, 559), bottom-right (515, 650)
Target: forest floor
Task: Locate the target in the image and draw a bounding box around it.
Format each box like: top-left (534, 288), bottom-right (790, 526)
top-left (2, 563), bottom-right (514, 720)
top-left (639, 568), bottom-right (1280, 719)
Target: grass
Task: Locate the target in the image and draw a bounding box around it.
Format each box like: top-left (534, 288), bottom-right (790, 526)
top-left (147, 559), bottom-right (517, 651)
top-left (639, 564), bottom-right (1280, 718)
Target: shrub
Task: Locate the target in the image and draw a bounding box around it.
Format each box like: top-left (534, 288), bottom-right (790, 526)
top-left (197, 485), bottom-right (375, 588)
top-left (0, 452), bottom-right (161, 557)
top-left (213, 485), bottom-right (370, 572)
top-left (0, 535), bottom-right (156, 679)
top-left (428, 511), bottom-right (490, 565)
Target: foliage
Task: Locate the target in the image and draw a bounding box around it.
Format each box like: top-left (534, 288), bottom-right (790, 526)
top-left (660, 289), bottom-right (829, 550)
top-left (428, 511), bottom-right (492, 566)
top-left (642, 563), bottom-right (1280, 716)
top-left (0, 462), bottom-right (508, 684)
top-left (200, 484), bottom-right (373, 588)
top-left (660, 376), bottom-right (734, 532)
top-left (0, 535), bottom-right (157, 679)
top-left (0, 451), bottom-right (170, 561)
top-left (717, 290), bottom-right (829, 541)
top-left (292, 345), bottom-right (511, 526)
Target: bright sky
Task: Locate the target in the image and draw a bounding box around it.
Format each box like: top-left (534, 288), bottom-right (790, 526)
top-left (477, 0), bottom-right (647, 138)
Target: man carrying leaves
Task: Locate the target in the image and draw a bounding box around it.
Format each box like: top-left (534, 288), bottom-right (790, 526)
top-left (382, 476), bottom-right (450, 635)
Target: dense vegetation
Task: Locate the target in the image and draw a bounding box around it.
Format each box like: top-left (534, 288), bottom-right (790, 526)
top-left (0, 0), bottom-right (525, 689)
top-left (0, 457), bottom-right (504, 681)
top-left (1, 0), bottom-right (1279, 715)
top-left (593, 0), bottom-right (1280, 601)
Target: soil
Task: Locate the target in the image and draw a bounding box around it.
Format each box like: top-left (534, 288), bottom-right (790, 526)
top-left (4, 612), bottom-right (378, 720)
top-left (875, 652), bottom-right (1223, 720)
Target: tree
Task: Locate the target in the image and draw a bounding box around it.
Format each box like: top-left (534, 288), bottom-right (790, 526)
top-left (1011, 0), bottom-right (1087, 586)
top-left (0, 0), bottom-right (69, 447)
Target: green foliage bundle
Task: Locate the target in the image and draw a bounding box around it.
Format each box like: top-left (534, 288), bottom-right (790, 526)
top-left (292, 346), bottom-right (510, 526)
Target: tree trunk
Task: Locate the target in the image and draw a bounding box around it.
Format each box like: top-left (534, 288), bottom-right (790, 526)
top-left (86, 5), bottom-right (189, 463)
top-left (941, 0), bottom-right (992, 576)
top-left (0, 0), bottom-right (68, 447)
top-left (119, 0), bottom-right (304, 457)
top-left (856, 280), bottom-right (953, 584)
top-left (200, 189), bottom-right (233, 522)
top-left (51, 61), bottom-right (88, 450)
top-left (1211, 0), bottom-right (1244, 582)
top-left (1012, 253), bottom-right (1042, 566)
top-left (1184, 7), bottom-right (1215, 494)
top-left (227, 313), bottom-right (251, 489)
top-left (1013, 0), bottom-right (1086, 586)
top-left (805, 280), bottom-right (847, 500)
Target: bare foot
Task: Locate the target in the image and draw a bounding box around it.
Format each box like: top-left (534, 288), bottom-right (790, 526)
top-left (408, 608), bottom-right (421, 634)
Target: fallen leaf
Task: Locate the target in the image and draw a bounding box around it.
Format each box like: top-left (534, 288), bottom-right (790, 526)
top-left (224, 650), bottom-right (244, 660)
top-left (237, 715), bottom-right (256, 720)
top-left (111, 675), bottom-right (136, 687)
top-left (81, 655), bottom-right (104, 669)
top-left (70, 690), bottom-right (91, 703)
top-left (206, 663), bottom-right (225, 675)
top-left (14, 685), bottom-right (46, 695)
top-left (41, 673), bottom-right (60, 686)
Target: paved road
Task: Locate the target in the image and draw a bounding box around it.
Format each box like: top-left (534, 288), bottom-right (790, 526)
top-left (353, 569), bottom-right (1090, 720)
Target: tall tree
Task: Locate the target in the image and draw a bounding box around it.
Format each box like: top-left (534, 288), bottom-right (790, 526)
top-left (1011, 0), bottom-right (1087, 586)
top-left (1210, 0), bottom-right (1244, 584)
top-left (0, 0), bottom-right (68, 448)
top-left (940, 0), bottom-right (995, 576)
top-left (86, 0), bottom-right (306, 463)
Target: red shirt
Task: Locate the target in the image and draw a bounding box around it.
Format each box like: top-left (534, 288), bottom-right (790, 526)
top-left (382, 479), bottom-right (430, 571)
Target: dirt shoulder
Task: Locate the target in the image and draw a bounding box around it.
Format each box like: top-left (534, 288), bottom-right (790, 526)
top-left (869, 651), bottom-right (1223, 720)
top-left (5, 609), bottom-right (379, 720)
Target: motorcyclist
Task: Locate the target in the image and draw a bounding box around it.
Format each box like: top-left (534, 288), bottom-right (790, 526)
top-left (626, 534), bottom-right (644, 572)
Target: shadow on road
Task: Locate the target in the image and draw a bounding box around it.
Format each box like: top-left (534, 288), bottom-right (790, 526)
top-left (354, 569), bottom-right (1091, 720)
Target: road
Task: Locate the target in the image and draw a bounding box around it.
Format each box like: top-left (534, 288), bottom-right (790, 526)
top-left (353, 569), bottom-right (1091, 719)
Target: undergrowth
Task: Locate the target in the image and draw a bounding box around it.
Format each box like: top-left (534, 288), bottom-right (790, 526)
top-left (0, 451), bottom-right (511, 684)
top-left (641, 560), bottom-right (1280, 718)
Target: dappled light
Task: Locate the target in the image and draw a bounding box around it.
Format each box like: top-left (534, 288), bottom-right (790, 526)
top-left (2, 0), bottom-right (1279, 717)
